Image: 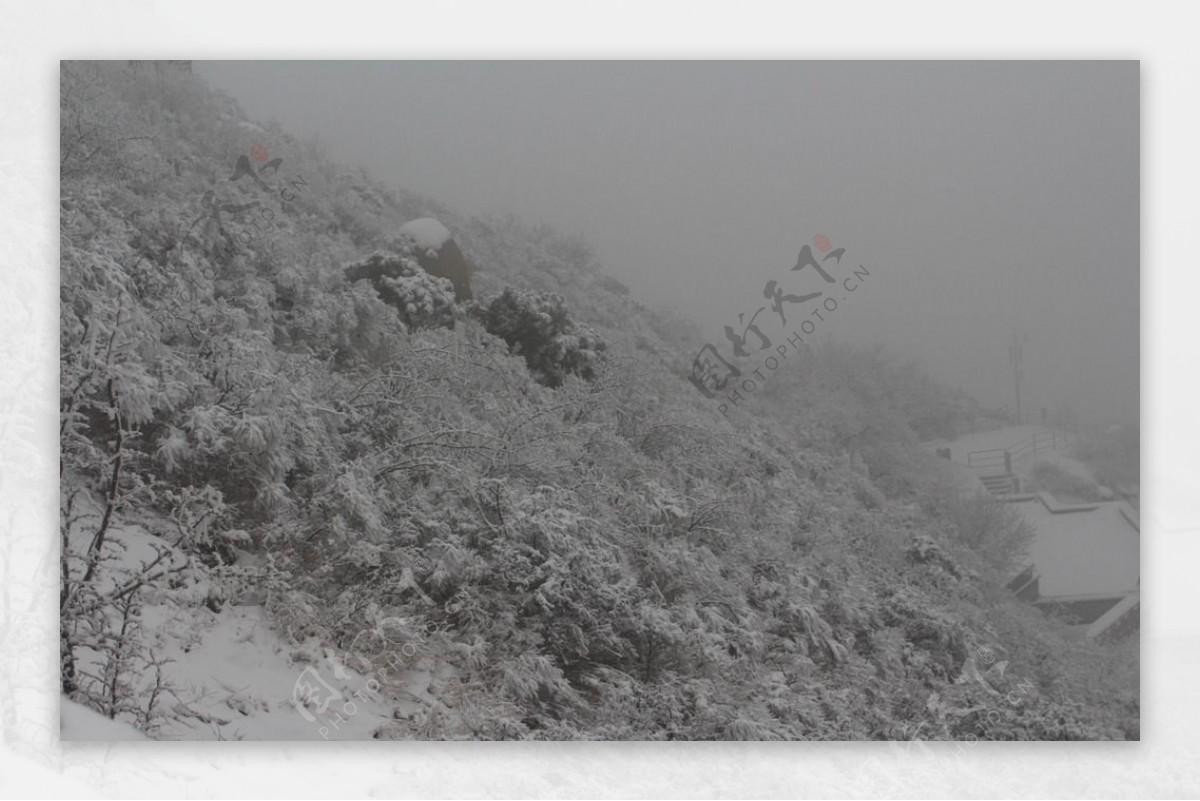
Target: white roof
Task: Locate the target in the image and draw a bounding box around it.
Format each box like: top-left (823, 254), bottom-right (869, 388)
top-left (1008, 493), bottom-right (1139, 599)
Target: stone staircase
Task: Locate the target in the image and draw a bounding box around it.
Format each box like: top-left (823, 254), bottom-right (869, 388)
top-left (966, 427), bottom-right (1075, 497)
top-left (978, 472), bottom-right (1020, 497)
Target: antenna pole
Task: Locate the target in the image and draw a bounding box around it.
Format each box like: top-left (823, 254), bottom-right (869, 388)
top-left (1010, 330), bottom-right (1024, 425)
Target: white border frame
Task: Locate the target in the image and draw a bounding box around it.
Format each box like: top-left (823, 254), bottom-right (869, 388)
top-left (3, 1), bottom-right (1196, 796)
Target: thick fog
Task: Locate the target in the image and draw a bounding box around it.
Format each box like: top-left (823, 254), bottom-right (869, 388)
top-left (196, 61), bottom-right (1138, 426)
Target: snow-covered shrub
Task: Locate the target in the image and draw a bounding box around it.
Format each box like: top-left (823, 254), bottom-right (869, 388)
top-left (1028, 460), bottom-right (1102, 502)
top-left (924, 490), bottom-right (1035, 576)
top-left (344, 250), bottom-right (458, 331)
top-left (470, 288), bottom-right (607, 388)
top-left (595, 274), bottom-right (630, 297)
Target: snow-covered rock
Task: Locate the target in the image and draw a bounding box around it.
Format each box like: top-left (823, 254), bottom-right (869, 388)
top-left (399, 217), bottom-right (452, 252)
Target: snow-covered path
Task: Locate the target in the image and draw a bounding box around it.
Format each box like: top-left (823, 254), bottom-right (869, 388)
top-left (929, 425), bottom-right (1097, 490)
top-left (937, 425), bottom-right (1056, 465)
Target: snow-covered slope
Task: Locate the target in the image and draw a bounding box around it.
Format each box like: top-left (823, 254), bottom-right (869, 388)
top-left (61, 497), bottom-right (406, 740)
top-left (61, 697), bottom-right (147, 740)
top-left (143, 605), bottom-right (398, 741)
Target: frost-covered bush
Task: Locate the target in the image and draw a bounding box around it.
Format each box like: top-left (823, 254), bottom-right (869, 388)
top-left (929, 490), bottom-right (1036, 575)
top-left (344, 250), bottom-right (457, 331)
top-left (471, 288), bottom-right (606, 387)
top-left (1028, 460), bottom-right (1102, 502)
top-left (595, 274), bottom-right (630, 297)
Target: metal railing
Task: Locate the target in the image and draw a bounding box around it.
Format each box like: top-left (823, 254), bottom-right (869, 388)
top-left (967, 447), bottom-right (1011, 471)
top-left (966, 428), bottom-right (1073, 471)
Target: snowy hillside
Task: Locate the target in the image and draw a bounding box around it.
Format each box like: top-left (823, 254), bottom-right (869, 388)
top-left (59, 61), bottom-right (1138, 741)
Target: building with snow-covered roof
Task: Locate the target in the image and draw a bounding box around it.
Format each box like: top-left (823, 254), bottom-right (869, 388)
top-left (1003, 492), bottom-right (1139, 640)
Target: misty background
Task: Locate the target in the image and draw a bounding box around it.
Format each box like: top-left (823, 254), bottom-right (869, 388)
top-left (195, 61), bottom-right (1138, 426)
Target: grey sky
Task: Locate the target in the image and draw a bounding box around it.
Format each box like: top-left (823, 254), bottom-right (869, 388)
top-left (196, 61), bottom-right (1138, 425)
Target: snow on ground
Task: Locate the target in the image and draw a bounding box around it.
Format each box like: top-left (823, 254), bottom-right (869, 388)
top-left (1018, 445), bottom-right (1102, 492)
top-left (399, 217), bottom-right (452, 251)
top-left (932, 425), bottom-right (1051, 466)
top-left (69, 582), bottom-right (453, 740)
top-left (926, 454), bottom-right (990, 495)
top-left (62, 493), bottom-right (444, 740)
top-left (928, 425), bottom-right (1100, 492)
top-left (61, 697), bottom-right (148, 740)
top-left (143, 604), bottom-right (399, 741)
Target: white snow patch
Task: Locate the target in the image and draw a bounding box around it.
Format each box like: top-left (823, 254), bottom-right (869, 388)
top-left (399, 217), bottom-right (452, 251)
top-left (61, 495), bottom-right (408, 740)
top-left (145, 605), bottom-right (399, 741)
top-left (61, 490), bottom-right (465, 740)
top-left (61, 697), bottom-right (147, 740)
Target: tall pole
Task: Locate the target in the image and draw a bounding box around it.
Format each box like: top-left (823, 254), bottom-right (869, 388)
top-left (1010, 330), bottom-right (1023, 426)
